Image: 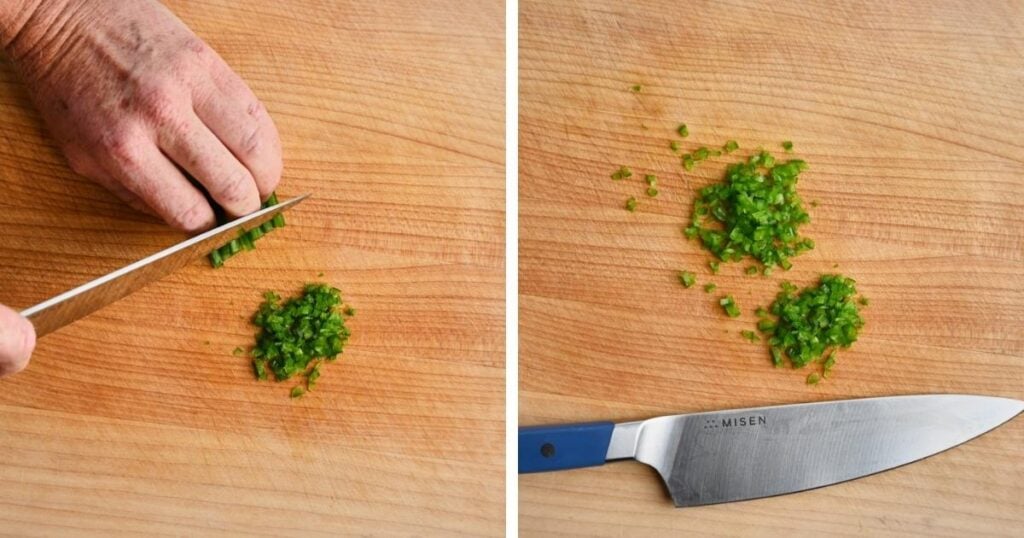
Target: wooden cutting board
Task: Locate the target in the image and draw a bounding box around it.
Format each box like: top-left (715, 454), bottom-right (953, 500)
top-left (0, 1), bottom-right (504, 535)
top-left (520, 0), bottom-right (1023, 535)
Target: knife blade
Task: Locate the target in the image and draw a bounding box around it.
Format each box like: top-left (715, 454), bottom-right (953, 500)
top-left (519, 394), bottom-right (1023, 507)
top-left (20, 193), bottom-right (310, 337)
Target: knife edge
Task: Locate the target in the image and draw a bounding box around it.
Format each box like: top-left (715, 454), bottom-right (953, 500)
top-left (21, 193), bottom-right (309, 336)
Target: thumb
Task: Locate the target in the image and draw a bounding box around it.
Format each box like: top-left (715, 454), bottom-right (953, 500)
top-left (0, 304), bottom-right (36, 377)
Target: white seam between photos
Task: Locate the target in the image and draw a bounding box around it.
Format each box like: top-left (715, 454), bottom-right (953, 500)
top-left (505, 0), bottom-right (519, 535)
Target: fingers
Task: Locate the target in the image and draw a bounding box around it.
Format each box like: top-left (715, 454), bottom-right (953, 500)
top-left (91, 173), bottom-right (155, 216)
top-left (64, 148), bottom-right (157, 217)
top-left (197, 72), bottom-right (282, 200)
top-left (158, 111), bottom-right (262, 217)
top-left (0, 304), bottom-right (36, 377)
top-left (99, 135), bottom-right (216, 233)
top-left (92, 173), bottom-right (159, 218)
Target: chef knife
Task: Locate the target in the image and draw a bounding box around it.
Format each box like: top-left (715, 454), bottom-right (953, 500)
top-left (20, 193), bottom-right (310, 337)
top-left (519, 394), bottom-right (1023, 507)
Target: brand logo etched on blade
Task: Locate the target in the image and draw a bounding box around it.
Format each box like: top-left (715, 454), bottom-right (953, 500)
top-left (703, 414), bottom-right (767, 429)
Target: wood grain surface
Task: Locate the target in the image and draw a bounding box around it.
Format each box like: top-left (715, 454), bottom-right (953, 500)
top-left (0, 1), bottom-right (504, 535)
top-left (519, 0), bottom-right (1024, 535)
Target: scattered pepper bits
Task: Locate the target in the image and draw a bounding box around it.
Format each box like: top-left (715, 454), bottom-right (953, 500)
top-left (682, 154), bottom-right (695, 171)
top-left (822, 350), bottom-right (837, 378)
top-left (307, 361), bottom-right (323, 390)
top-left (720, 295), bottom-right (741, 317)
top-left (611, 165), bottom-right (633, 180)
top-left (599, 121), bottom-right (860, 387)
top-left (645, 174), bottom-right (659, 197)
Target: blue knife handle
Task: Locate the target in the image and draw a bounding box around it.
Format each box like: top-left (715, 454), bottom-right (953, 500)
top-left (519, 421), bottom-right (614, 473)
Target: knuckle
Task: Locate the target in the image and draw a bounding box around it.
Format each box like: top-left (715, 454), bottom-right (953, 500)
top-left (183, 37), bottom-right (207, 55)
top-left (168, 197), bottom-right (211, 232)
top-left (246, 100), bottom-right (265, 118)
top-left (170, 38), bottom-right (212, 75)
top-left (218, 169), bottom-right (257, 206)
top-left (100, 130), bottom-right (141, 168)
top-left (240, 123), bottom-right (263, 155)
top-left (137, 83), bottom-right (179, 127)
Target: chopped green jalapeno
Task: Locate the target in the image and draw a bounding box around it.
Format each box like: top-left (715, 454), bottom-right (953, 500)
top-left (247, 283), bottom-right (355, 398)
top-left (758, 274), bottom-right (865, 379)
top-left (685, 152), bottom-right (812, 268)
top-left (611, 166), bottom-right (633, 180)
top-left (208, 192), bottom-right (285, 268)
top-left (682, 154), bottom-right (695, 171)
top-left (720, 295), bottom-right (740, 317)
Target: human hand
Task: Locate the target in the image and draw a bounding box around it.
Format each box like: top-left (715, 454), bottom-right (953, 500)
top-left (0, 304), bottom-right (35, 378)
top-left (1, 0), bottom-right (282, 232)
